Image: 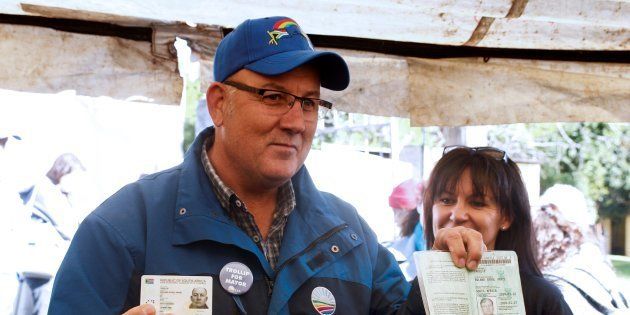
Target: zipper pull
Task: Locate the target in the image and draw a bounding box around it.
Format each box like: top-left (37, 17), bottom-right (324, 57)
top-left (265, 276), bottom-right (275, 297)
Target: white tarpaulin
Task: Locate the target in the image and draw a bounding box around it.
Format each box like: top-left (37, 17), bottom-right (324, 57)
top-left (0, 0), bottom-right (628, 124)
top-left (321, 49), bottom-right (629, 126)
top-left (0, 24), bottom-right (182, 105)
top-left (4, 0), bottom-right (628, 50)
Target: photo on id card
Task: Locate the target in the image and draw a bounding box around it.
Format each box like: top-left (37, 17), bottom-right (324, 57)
top-left (140, 275), bottom-right (213, 315)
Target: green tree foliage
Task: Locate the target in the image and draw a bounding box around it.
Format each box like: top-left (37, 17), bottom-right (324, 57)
top-left (540, 123), bottom-right (628, 219)
top-left (313, 110), bottom-right (392, 151)
top-left (183, 79), bottom-right (203, 153)
top-left (492, 123), bottom-right (629, 219)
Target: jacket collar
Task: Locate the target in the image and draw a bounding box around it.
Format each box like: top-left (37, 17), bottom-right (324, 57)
top-left (276, 166), bottom-right (346, 267)
top-left (171, 127), bottom-right (272, 274)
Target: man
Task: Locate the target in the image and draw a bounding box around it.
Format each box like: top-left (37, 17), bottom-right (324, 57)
top-left (189, 288), bottom-right (209, 309)
top-left (480, 297), bottom-right (495, 315)
top-left (49, 16), bottom-right (484, 314)
top-left (13, 154), bottom-right (86, 315)
top-left (1, 131), bottom-right (52, 315)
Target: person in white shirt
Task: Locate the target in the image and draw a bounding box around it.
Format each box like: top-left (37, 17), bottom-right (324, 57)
top-left (534, 184), bottom-right (629, 314)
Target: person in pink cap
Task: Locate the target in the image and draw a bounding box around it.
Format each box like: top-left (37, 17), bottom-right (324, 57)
top-left (388, 179), bottom-right (426, 280)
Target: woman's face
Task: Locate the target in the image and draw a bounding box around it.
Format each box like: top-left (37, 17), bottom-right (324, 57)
top-left (432, 168), bottom-right (511, 250)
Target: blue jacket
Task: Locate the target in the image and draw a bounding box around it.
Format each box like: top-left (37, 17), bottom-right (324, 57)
top-left (49, 127), bottom-right (410, 314)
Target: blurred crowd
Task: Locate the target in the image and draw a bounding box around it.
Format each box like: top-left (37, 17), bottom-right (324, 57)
top-left (1, 132), bottom-right (99, 315)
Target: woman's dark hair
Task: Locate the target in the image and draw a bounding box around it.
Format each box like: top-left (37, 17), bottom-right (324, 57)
top-left (400, 210), bottom-right (420, 237)
top-left (422, 147), bottom-right (541, 276)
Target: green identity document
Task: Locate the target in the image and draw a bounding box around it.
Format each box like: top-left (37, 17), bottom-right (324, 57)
top-left (414, 251), bottom-right (526, 315)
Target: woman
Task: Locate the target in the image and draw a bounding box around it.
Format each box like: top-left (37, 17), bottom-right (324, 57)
top-left (387, 179), bottom-right (425, 280)
top-left (535, 184), bottom-right (628, 314)
top-left (407, 146), bottom-right (572, 314)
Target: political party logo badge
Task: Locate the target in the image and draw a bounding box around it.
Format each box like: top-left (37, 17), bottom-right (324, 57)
top-left (219, 262), bottom-right (253, 295)
top-left (311, 286), bottom-right (336, 315)
top-left (267, 18), bottom-right (310, 47)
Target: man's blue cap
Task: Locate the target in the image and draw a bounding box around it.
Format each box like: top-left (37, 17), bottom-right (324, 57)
top-left (214, 16), bottom-right (350, 91)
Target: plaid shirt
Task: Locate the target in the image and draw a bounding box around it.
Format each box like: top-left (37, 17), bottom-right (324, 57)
top-left (200, 131), bottom-right (295, 270)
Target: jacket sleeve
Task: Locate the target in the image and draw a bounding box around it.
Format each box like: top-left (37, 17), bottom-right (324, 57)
top-left (351, 212), bottom-right (410, 314)
top-left (48, 212), bottom-right (138, 315)
top-left (369, 243), bottom-right (413, 314)
top-left (395, 277), bottom-right (426, 315)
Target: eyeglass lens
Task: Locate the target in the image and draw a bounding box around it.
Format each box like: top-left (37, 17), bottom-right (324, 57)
top-left (259, 90), bottom-right (327, 121)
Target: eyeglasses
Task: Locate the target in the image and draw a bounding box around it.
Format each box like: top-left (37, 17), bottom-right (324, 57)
top-left (443, 145), bottom-right (509, 163)
top-left (223, 81), bottom-right (332, 121)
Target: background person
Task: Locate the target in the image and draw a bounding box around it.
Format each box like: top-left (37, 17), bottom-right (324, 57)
top-left (534, 184), bottom-right (629, 314)
top-left (0, 131), bottom-right (33, 314)
top-left (401, 146), bottom-right (573, 314)
top-left (386, 179), bottom-right (425, 280)
top-left (37, 153), bottom-right (93, 239)
top-left (14, 153), bottom-right (95, 315)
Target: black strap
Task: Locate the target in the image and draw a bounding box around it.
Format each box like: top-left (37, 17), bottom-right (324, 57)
top-left (32, 204), bottom-right (71, 241)
top-left (545, 273), bottom-right (614, 314)
top-left (575, 268), bottom-right (629, 309)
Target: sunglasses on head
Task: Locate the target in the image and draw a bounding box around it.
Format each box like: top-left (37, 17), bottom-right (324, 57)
top-left (442, 145), bottom-right (509, 163)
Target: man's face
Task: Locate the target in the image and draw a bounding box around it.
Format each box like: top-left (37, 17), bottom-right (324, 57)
top-left (190, 288), bottom-right (208, 308)
top-left (480, 299), bottom-right (494, 315)
top-left (211, 66), bottom-right (320, 189)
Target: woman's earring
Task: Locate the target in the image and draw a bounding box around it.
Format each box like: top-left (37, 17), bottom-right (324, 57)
top-left (500, 226), bottom-right (507, 231)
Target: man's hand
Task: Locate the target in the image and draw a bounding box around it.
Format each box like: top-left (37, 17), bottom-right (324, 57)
top-left (122, 304), bottom-right (155, 315)
top-left (432, 226), bottom-right (486, 270)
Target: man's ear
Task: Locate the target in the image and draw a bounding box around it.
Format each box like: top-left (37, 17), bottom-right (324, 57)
top-left (206, 82), bottom-right (227, 127)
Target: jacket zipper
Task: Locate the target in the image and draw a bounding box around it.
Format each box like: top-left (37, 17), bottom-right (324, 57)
top-left (265, 275), bottom-right (274, 297)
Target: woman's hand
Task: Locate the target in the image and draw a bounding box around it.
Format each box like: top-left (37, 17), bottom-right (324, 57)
top-left (432, 226), bottom-right (486, 270)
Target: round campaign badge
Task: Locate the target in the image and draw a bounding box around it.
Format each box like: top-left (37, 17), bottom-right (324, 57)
top-left (311, 286), bottom-right (336, 315)
top-left (219, 262), bottom-right (253, 295)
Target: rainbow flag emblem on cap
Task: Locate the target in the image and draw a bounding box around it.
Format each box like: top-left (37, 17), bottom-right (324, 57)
top-left (311, 286), bottom-right (336, 315)
top-left (267, 18), bottom-right (301, 45)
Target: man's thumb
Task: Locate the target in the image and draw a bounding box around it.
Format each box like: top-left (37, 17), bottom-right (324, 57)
top-left (141, 304), bottom-right (156, 315)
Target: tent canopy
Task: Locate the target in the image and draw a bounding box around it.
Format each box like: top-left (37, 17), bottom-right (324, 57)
top-left (4, 0), bottom-right (628, 50)
top-left (1, 1), bottom-right (628, 125)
